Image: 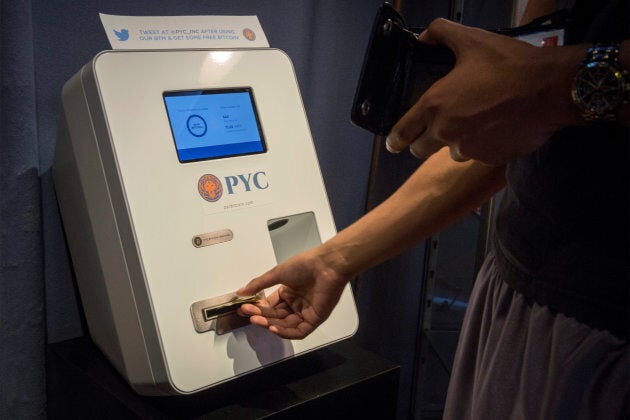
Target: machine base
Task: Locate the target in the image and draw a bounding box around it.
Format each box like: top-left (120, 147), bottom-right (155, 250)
top-left (47, 336), bottom-right (399, 419)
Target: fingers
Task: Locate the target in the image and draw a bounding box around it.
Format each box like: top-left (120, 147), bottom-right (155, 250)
top-left (386, 121), bottom-right (443, 160)
top-left (268, 322), bottom-right (315, 340)
top-left (409, 136), bottom-right (444, 159)
top-left (239, 292), bottom-right (317, 339)
top-left (252, 313), bottom-right (315, 340)
top-left (240, 302), bottom-right (314, 339)
top-left (236, 267), bottom-right (278, 297)
top-left (385, 19), bottom-right (475, 162)
top-left (448, 146), bottom-right (470, 162)
top-left (384, 28), bottom-right (450, 159)
top-left (385, 101), bottom-right (441, 159)
top-left (385, 103), bottom-right (430, 155)
top-left (237, 289), bottom-right (286, 316)
top-left (388, 124), bottom-right (469, 163)
top-left (239, 299), bottom-right (290, 318)
top-left (417, 18), bottom-right (453, 46)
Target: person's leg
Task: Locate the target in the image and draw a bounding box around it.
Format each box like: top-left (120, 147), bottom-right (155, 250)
top-left (443, 254), bottom-right (629, 419)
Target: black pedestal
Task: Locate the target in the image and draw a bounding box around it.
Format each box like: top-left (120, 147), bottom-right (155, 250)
top-left (47, 336), bottom-right (399, 419)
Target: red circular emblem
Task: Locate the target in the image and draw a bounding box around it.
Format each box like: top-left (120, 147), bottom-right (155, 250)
top-left (198, 174), bottom-right (223, 202)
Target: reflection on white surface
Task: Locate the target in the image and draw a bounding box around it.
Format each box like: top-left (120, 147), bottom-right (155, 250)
top-left (268, 212), bottom-right (322, 264)
top-left (199, 51), bottom-right (239, 84)
top-left (211, 51), bottom-right (233, 64)
top-left (226, 325), bottom-right (294, 374)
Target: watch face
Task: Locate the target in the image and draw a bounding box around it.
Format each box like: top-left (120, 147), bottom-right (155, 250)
top-left (572, 62), bottom-right (626, 117)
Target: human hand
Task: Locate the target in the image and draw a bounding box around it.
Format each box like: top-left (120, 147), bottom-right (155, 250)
top-left (385, 18), bottom-right (585, 165)
top-left (237, 248), bottom-right (349, 339)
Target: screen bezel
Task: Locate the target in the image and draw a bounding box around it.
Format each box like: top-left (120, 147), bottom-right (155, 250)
top-left (163, 87), bottom-right (267, 163)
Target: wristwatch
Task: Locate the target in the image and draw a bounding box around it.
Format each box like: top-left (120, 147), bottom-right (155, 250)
top-left (571, 43), bottom-right (629, 122)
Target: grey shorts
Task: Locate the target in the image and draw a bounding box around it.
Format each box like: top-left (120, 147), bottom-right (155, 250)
top-left (443, 253), bottom-right (629, 419)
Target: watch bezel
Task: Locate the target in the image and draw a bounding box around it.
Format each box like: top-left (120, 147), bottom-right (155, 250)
top-left (572, 61), bottom-right (627, 120)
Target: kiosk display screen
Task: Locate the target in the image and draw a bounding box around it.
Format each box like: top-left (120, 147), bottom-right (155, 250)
top-left (163, 87), bottom-right (266, 162)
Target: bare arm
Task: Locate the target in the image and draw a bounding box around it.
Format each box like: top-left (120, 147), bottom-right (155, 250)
top-left (238, 1), bottom-right (629, 339)
top-left (238, 148), bottom-right (505, 338)
top-left (322, 148), bottom-right (505, 278)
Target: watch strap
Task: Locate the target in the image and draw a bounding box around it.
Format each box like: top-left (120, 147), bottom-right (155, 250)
top-left (572, 42), bottom-right (629, 122)
top-left (585, 43), bottom-right (620, 64)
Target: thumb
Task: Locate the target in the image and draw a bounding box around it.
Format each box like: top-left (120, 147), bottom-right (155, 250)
top-left (417, 18), bottom-right (470, 53)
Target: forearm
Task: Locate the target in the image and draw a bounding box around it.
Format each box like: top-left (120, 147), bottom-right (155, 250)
top-left (320, 148), bottom-right (506, 279)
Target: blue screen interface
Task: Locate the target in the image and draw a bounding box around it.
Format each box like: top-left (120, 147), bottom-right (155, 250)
top-left (163, 87), bottom-right (266, 162)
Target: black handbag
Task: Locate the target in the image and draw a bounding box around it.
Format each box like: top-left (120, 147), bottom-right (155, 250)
top-left (350, 3), bottom-right (570, 136)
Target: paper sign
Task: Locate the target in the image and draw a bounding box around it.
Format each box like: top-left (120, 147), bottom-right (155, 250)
top-left (100, 13), bottom-right (269, 49)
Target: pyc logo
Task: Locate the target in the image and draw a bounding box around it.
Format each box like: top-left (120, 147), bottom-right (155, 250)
top-left (242, 28), bottom-right (256, 41)
top-left (224, 172), bottom-right (268, 194)
top-left (197, 172), bottom-right (268, 203)
top-left (198, 174), bottom-right (223, 202)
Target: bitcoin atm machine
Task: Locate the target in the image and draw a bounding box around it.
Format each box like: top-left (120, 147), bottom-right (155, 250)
top-left (53, 48), bottom-right (359, 395)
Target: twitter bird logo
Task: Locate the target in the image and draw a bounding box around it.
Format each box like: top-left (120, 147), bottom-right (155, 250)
top-left (113, 29), bottom-right (129, 41)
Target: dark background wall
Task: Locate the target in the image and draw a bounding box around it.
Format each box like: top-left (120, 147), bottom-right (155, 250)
top-left (2, 1), bottom-right (380, 417)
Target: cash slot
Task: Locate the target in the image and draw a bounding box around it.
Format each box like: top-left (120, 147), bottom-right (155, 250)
top-left (267, 212), bottom-right (321, 264)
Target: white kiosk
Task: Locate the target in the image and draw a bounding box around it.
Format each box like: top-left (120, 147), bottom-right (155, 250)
top-left (53, 48), bottom-right (359, 395)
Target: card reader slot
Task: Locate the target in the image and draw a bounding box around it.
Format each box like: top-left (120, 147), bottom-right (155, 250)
top-left (201, 294), bottom-right (262, 321)
top-left (191, 291), bottom-right (264, 335)
top-left (203, 305), bottom-right (236, 321)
